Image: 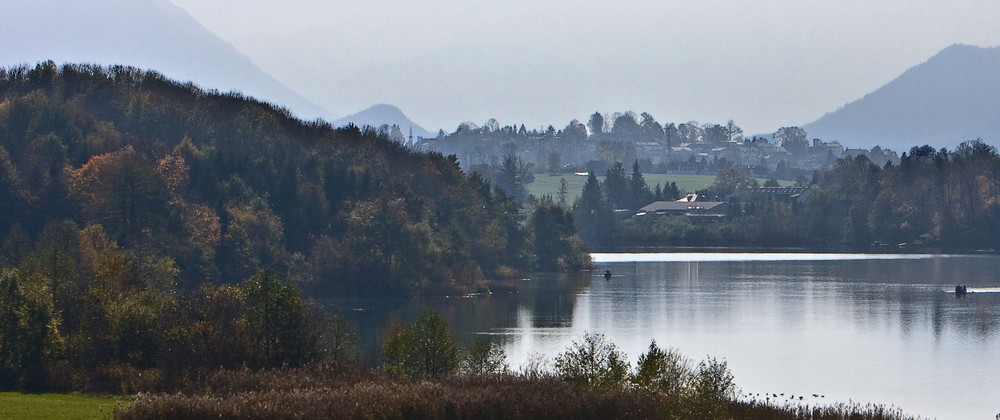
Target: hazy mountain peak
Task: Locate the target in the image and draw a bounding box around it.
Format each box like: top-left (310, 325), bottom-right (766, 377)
top-left (0, 0), bottom-right (336, 122)
top-left (804, 44), bottom-right (1000, 150)
top-left (334, 104), bottom-right (432, 138)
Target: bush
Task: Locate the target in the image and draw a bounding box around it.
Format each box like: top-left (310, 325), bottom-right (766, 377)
top-left (462, 335), bottom-right (508, 374)
top-left (382, 310), bottom-right (459, 378)
top-left (631, 340), bottom-right (692, 396)
top-left (681, 356), bottom-right (738, 420)
top-left (554, 332), bottom-right (630, 390)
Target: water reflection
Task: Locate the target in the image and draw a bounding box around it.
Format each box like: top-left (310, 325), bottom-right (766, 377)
top-left (503, 255), bottom-right (1000, 420)
top-left (324, 254), bottom-right (1000, 419)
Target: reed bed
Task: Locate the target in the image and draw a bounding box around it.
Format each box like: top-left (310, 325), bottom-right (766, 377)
top-left (116, 368), bottom-right (919, 420)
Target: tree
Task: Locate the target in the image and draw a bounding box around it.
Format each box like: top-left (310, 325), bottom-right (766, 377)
top-left (703, 124), bottom-right (728, 144)
top-left (69, 146), bottom-right (167, 245)
top-left (631, 340), bottom-right (692, 396)
top-left (574, 172), bottom-right (615, 244)
top-left (496, 152), bottom-right (527, 202)
top-left (627, 160), bottom-right (654, 209)
top-left (603, 162), bottom-right (629, 209)
top-left (724, 119), bottom-right (743, 143)
top-left (554, 333), bottom-right (630, 390)
top-left (683, 357), bottom-right (737, 420)
top-left (462, 335), bottom-right (508, 374)
top-left (557, 177), bottom-right (569, 207)
top-left (563, 119), bottom-right (587, 143)
top-left (611, 112), bottom-right (641, 140)
top-left (711, 166), bottom-right (759, 198)
top-left (382, 310), bottom-right (459, 378)
top-left (664, 123), bottom-right (679, 148)
top-left (775, 127), bottom-right (808, 156)
top-left (587, 112), bottom-right (605, 136)
top-left (0, 269), bottom-right (61, 390)
top-left (242, 268), bottom-right (321, 369)
top-left (529, 201), bottom-right (589, 271)
top-left (548, 149), bottom-right (562, 173)
top-left (640, 112), bottom-right (664, 143)
top-left (664, 181), bottom-right (680, 201)
top-left (678, 121), bottom-right (702, 143)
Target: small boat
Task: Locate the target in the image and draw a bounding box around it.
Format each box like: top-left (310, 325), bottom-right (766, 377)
top-left (955, 285), bottom-right (969, 297)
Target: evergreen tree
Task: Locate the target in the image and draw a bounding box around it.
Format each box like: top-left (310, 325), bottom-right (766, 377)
top-left (574, 172), bottom-right (615, 244)
top-left (603, 162), bottom-right (629, 209)
top-left (627, 160), bottom-right (654, 209)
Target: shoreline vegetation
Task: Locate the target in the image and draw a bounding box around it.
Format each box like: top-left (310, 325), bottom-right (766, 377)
top-left (113, 313), bottom-right (917, 420)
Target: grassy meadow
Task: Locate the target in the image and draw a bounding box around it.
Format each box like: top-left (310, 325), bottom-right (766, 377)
top-left (527, 173), bottom-right (793, 203)
top-left (0, 393), bottom-right (118, 420)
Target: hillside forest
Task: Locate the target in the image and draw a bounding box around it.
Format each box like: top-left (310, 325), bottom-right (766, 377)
top-left (0, 63), bottom-right (591, 390)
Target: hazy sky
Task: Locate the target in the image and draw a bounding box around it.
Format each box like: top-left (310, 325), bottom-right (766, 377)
top-left (169, 0), bottom-right (1000, 134)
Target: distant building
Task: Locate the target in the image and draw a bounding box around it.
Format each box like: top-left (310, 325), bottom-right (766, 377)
top-left (735, 187), bottom-right (812, 204)
top-left (638, 200), bottom-right (727, 220)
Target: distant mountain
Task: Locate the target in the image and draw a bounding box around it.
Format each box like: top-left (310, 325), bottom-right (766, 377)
top-left (333, 104), bottom-right (433, 138)
top-left (804, 44), bottom-right (1000, 151)
top-left (0, 0), bottom-right (335, 122)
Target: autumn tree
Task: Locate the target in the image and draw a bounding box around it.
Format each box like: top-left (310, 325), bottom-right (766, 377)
top-left (69, 146), bottom-right (167, 245)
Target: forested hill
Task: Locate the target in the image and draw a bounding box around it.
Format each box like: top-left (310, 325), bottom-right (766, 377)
top-left (0, 62), bottom-right (589, 296)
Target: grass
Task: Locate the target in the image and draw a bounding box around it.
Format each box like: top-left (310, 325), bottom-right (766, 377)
top-left (0, 392), bottom-right (118, 420)
top-left (527, 173), bottom-right (793, 203)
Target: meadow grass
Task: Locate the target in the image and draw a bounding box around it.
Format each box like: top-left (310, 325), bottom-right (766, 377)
top-left (526, 173), bottom-right (792, 203)
top-left (0, 392), bottom-right (118, 420)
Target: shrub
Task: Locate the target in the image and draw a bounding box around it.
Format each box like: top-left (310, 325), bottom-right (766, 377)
top-left (554, 332), bottom-right (630, 390)
top-left (681, 356), bottom-right (737, 419)
top-left (631, 340), bottom-right (692, 396)
top-left (462, 335), bottom-right (508, 374)
top-left (382, 310), bottom-right (459, 378)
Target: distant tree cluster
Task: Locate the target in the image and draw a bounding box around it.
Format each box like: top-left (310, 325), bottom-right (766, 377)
top-left (416, 108), bottom-right (890, 193)
top-left (615, 140), bottom-right (1000, 250)
top-left (573, 161), bottom-right (679, 245)
top-left (417, 111), bottom-right (753, 180)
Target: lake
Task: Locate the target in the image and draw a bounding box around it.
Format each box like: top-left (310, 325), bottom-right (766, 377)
top-left (326, 253), bottom-right (1000, 420)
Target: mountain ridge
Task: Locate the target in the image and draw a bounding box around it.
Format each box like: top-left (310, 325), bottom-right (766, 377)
top-left (804, 44), bottom-right (1000, 150)
top-left (0, 0), bottom-right (336, 122)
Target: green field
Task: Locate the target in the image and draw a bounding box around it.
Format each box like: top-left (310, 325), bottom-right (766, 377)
top-left (527, 173), bottom-right (794, 203)
top-left (526, 173), bottom-right (712, 203)
top-left (0, 393), bottom-right (118, 420)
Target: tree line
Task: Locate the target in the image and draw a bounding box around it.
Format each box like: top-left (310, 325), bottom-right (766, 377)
top-left (577, 141), bottom-right (1000, 250)
top-left (0, 61), bottom-right (591, 296)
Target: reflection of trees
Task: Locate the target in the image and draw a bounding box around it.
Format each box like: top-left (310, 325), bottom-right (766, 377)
top-left (518, 272), bottom-right (592, 328)
top-left (841, 258), bottom-right (1000, 339)
top-left (319, 272), bottom-right (594, 364)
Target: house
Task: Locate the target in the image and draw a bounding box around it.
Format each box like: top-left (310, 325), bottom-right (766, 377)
top-left (736, 187), bottom-right (812, 204)
top-left (637, 200), bottom-right (727, 220)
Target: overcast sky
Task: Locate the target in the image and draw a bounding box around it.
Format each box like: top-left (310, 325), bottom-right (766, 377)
top-left (169, 0), bottom-right (1000, 134)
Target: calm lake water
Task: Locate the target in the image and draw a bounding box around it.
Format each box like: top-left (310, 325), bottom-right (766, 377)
top-left (325, 253), bottom-right (1000, 420)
